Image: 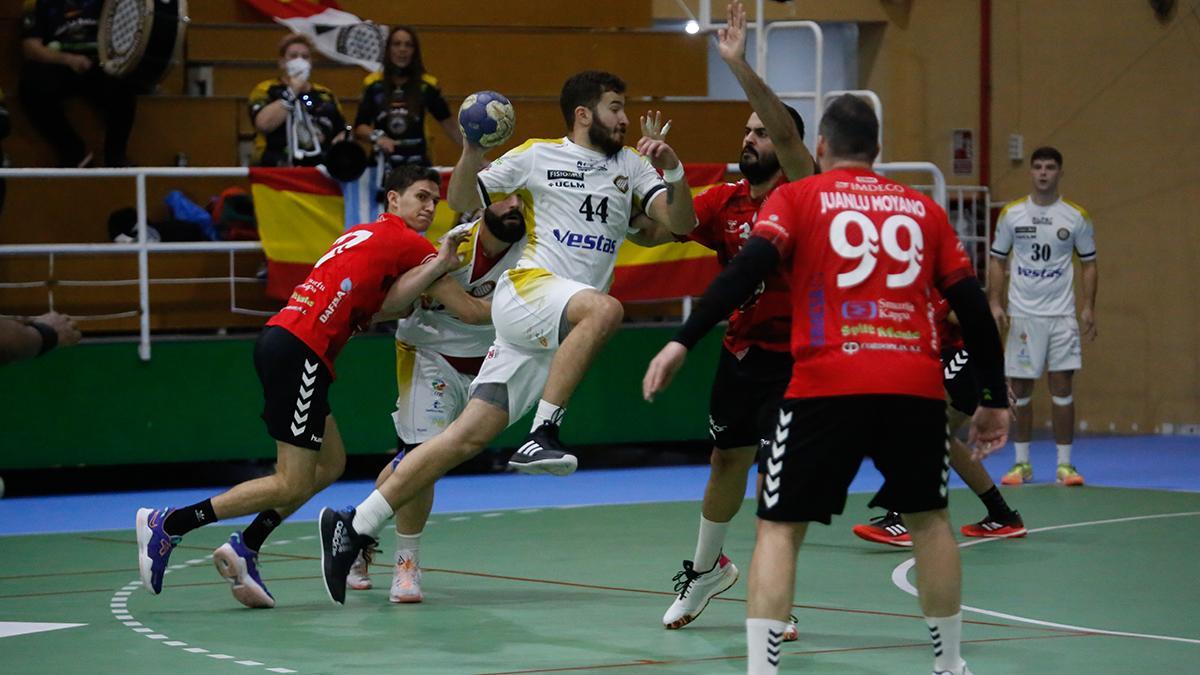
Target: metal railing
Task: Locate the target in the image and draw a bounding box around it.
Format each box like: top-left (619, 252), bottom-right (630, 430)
top-left (0, 167), bottom-right (260, 361)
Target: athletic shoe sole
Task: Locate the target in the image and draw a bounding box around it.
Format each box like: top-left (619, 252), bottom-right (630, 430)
top-left (318, 508), bottom-right (345, 605)
top-left (389, 592), bottom-right (423, 604)
top-left (213, 544), bottom-right (275, 609)
top-left (507, 455), bottom-right (578, 476)
top-left (960, 525), bottom-right (1028, 539)
top-left (135, 508), bottom-right (157, 594)
top-left (851, 525), bottom-right (913, 548)
top-left (664, 566), bottom-right (739, 630)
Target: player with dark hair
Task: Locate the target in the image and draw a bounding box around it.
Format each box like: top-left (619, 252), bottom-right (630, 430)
top-left (630, 1), bottom-right (813, 636)
top-left (989, 145), bottom-right (1097, 487)
top-left (315, 69), bottom-right (697, 605)
top-left (643, 94), bottom-right (1009, 675)
top-left (134, 165), bottom-right (489, 609)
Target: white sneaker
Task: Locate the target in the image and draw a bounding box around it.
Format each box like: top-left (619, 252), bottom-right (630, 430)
top-left (933, 666), bottom-right (972, 675)
top-left (783, 615), bottom-right (799, 642)
top-left (389, 550), bottom-right (423, 603)
top-left (662, 554), bottom-right (739, 629)
top-left (346, 541), bottom-right (377, 591)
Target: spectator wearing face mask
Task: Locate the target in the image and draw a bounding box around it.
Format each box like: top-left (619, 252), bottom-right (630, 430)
top-left (354, 25), bottom-right (462, 169)
top-left (248, 34), bottom-right (347, 167)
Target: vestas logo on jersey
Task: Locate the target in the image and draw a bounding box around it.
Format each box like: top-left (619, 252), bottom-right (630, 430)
top-left (319, 278), bottom-right (353, 324)
top-left (1015, 266), bottom-right (1064, 279)
top-left (552, 229), bottom-right (618, 254)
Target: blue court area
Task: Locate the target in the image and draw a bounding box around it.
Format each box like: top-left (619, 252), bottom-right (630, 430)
top-left (2, 435), bottom-right (1197, 536)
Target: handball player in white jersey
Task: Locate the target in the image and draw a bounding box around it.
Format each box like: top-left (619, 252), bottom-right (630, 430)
top-left (988, 146), bottom-right (1098, 486)
top-left (317, 70), bottom-right (698, 604)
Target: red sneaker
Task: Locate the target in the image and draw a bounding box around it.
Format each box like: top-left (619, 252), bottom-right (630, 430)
top-left (960, 511), bottom-right (1027, 538)
top-left (851, 512), bottom-right (912, 548)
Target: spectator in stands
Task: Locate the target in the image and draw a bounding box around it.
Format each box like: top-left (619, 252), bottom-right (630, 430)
top-left (0, 312), bottom-right (81, 365)
top-left (249, 34), bottom-right (347, 167)
top-left (19, 0), bottom-right (138, 167)
top-left (354, 25), bottom-right (463, 169)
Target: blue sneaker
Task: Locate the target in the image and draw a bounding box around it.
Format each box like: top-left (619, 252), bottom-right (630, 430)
top-left (213, 532), bottom-right (275, 609)
top-left (136, 507), bottom-right (180, 594)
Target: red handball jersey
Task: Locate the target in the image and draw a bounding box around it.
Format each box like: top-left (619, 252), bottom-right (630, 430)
top-left (932, 294), bottom-right (964, 350)
top-left (267, 213), bottom-right (437, 376)
top-left (751, 167), bottom-right (974, 400)
top-left (688, 179), bottom-right (791, 355)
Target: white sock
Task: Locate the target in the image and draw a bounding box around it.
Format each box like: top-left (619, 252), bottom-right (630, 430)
top-left (1056, 443), bottom-right (1072, 466)
top-left (351, 490), bottom-right (394, 539)
top-left (693, 515), bottom-right (730, 571)
top-left (531, 399), bottom-right (565, 431)
top-left (746, 618), bottom-right (787, 674)
top-left (395, 530), bottom-right (421, 563)
top-left (1014, 442), bottom-right (1031, 464)
top-left (926, 612), bottom-right (966, 674)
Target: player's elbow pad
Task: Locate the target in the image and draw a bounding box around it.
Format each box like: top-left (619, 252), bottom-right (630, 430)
top-left (673, 237), bottom-right (779, 349)
top-left (942, 277), bottom-right (1007, 408)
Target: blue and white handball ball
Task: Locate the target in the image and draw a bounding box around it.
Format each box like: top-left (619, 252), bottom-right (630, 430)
top-left (458, 91), bottom-right (515, 148)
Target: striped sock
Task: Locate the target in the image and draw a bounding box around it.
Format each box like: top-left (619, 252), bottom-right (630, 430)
top-left (926, 612), bottom-right (966, 674)
top-left (746, 618), bottom-right (787, 674)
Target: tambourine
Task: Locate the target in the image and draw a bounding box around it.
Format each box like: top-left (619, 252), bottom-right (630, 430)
top-left (98, 0), bottom-right (188, 91)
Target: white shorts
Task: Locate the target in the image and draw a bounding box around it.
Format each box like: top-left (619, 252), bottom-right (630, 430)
top-left (392, 342), bottom-right (475, 444)
top-left (470, 267), bottom-right (591, 422)
top-left (1005, 315), bottom-right (1082, 379)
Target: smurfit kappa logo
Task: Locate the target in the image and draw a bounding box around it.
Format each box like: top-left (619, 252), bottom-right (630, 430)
top-left (319, 278), bottom-right (353, 324)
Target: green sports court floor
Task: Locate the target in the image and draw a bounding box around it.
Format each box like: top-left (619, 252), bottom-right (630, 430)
top-left (2, 449), bottom-right (1198, 675)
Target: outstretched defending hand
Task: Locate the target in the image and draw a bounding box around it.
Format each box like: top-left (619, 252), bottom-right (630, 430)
top-left (968, 406), bottom-right (1011, 461)
top-left (642, 341), bottom-right (688, 402)
top-left (636, 135), bottom-right (682, 175)
top-left (639, 110), bottom-right (672, 142)
top-left (34, 311), bottom-right (81, 348)
top-left (716, 1), bottom-right (749, 64)
top-left (433, 227), bottom-right (472, 274)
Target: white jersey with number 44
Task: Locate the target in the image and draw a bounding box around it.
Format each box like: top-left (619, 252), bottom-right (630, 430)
top-left (476, 137), bottom-right (667, 290)
top-left (990, 196), bottom-right (1096, 317)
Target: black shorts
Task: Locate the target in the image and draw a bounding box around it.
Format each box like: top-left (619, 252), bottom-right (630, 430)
top-left (942, 347), bottom-right (978, 415)
top-left (707, 346), bottom-right (791, 459)
top-left (757, 395), bottom-right (949, 524)
top-left (254, 326), bottom-right (333, 451)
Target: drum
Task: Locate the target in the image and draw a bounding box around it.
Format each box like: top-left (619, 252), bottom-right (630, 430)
top-left (98, 0), bottom-right (188, 91)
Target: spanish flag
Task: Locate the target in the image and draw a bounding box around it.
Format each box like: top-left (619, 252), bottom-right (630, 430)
top-left (251, 165), bottom-right (728, 303)
top-left (249, 167), bottom-right (344, 300)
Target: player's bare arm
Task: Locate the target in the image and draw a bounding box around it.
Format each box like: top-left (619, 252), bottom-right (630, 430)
top-left (376, 229), bottom-right (469, 319)
top-left (447, 144), bottom-right (489, 212)
top-left (636, 135), bottom-right (697, 236)
top-left (1079, 259), bottom-right (1098, 341)
top-left (717, 1), bottom-right (813, 181)
top-left (425, 275), bottom-right (492, 325)
top-left (986, 256), bottom-right (1008, 332)
top-left (625, 213), bottom-right (677, 247)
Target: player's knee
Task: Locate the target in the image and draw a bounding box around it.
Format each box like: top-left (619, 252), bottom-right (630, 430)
top-left (711, 446), bottom-right (756, 474)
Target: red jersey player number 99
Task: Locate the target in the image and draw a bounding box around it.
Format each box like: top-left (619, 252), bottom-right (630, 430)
top-left (829, 211), bottom-right (925, 289)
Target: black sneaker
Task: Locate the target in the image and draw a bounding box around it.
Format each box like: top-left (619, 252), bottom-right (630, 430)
top-left (507, 422), bottom-right (579, 476)
top-left (318, 507), bottom-right (372, 605)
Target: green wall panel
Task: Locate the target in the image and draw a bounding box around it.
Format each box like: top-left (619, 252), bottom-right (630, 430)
top-left (0, 328), bottom-right (724, 470)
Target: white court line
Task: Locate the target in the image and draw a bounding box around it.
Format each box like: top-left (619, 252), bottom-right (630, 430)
top-left (890, 511), bottom-right (1200, 645)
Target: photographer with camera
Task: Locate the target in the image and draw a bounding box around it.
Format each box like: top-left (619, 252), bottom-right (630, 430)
top-left (354, 25), bottom-right (463, 169)
top-left (248, 34), bottom-right (347, 167)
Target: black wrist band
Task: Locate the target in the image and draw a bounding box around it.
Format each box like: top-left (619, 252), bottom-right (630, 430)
top-left (29, 321), bottom-right (58, 356)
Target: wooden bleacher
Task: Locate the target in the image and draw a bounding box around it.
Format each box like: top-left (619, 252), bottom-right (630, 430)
top-left (0, 2), bottom-right (746, 332)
